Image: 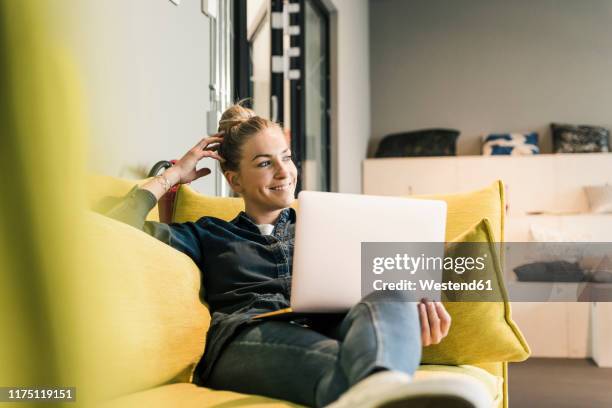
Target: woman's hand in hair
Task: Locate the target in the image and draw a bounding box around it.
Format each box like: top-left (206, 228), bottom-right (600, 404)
top-left (138, 133), bottom-right (224, 201)
top-left (418, 299), bottom-right (451, 347)
top-left (171, 132), bottom-right (225, 185)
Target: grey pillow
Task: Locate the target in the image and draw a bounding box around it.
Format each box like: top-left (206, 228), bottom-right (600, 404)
top-left (375, 129), bottom-right (460, 157)
top-left (514, 261), bottom-right (586, 282)
top-left (551, 123), bottom-right (610, 153)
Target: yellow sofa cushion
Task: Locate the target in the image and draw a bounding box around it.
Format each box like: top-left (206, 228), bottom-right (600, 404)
top-left (413, 181), bottom-right (525, 403)
top-left (100, 365), bottom-right (501, 408)
top-left (414, 180), bottom-right (505, 243)
top-left (172, 184), bottom-right (298, 223)
top-left (100, 383), bottom-right (303, 408)
top-left (172, 180), bottom-right (505, 239)
top-left (172, 184), bottom-right (245, 223)
top-left (416, 181), bottom-right (529, 367)
top-left (87, 174), bottom-right (160, 222)
top-left (421, 218), bottom-right (530, 365)
top-left (85, 212), bottom-right (210, 399)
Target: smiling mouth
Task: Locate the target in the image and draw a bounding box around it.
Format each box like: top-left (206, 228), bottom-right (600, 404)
top-left (268, 182), bottom-right (292, 191)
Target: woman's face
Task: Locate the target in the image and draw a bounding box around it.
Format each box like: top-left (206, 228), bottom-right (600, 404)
top-left (227, 126), bottom-right (298, 213)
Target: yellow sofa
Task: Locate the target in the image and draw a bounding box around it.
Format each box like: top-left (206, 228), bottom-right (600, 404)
top-left (86, 176), bottom-right (529, 408)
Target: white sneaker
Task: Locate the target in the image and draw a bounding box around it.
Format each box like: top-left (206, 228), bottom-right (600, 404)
top-left (325, 370), bottom-right (493, 408)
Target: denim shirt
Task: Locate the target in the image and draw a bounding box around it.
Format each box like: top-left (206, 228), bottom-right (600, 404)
top-left (105, 186), bottom-right (296, 384)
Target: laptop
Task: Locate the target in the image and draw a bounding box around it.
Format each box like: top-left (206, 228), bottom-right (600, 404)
top-left (253, 191), bottom-right (447, 320)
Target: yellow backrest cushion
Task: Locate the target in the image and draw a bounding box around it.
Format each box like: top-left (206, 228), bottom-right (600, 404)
top-left (421, 218), bottom-right (530, 364)
top-left (414, 180), bottom-right (505, 243)
top-left (173, 180), bottom-right (503, 237)
top-left (172, 184), bottom-right (298, 223)
top-left (412, 180), bottom-right (528, 386)
top-left (87, 174), bottom-right (159, 222)
top-left (85, 211), bottom-right (210, 399)
top-left (172, 185), bottom-right (245, 223)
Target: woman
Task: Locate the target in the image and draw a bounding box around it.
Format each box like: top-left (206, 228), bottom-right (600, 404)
top-left (107, 104), bottom-right (489, 408)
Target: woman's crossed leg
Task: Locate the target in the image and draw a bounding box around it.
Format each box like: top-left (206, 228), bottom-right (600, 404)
top-left (205, 291), bottom-right (422, 407)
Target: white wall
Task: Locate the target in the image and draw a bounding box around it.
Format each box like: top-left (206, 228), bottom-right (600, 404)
top-left (329, 0), bottom-right (371, 193)
top-left (370, 0), bottom-right (612, 156)
top-left (55, 0), bottom-right (218, 195)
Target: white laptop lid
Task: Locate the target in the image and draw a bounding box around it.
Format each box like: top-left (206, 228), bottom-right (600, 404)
top-left (290, 191), bottom-right (447, 313)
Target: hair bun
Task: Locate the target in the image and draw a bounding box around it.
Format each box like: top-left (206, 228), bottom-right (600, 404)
top-left (218, 103), bottom-right (256, 135)
top-left (215, 102), bottom-right (278, 173)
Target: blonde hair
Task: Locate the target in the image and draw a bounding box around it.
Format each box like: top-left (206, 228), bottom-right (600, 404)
top-left (217, 101), bottom-right (279, 172)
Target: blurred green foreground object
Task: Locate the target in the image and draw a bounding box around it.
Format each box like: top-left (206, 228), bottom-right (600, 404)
top-left (0, 0), bottom-right (92, 406)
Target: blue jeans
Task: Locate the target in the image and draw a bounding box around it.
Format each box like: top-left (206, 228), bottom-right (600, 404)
top-left (204, 291), bottom-right (422, 407)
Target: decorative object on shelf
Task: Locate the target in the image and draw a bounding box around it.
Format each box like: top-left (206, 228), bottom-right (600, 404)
top-left (551, 123), bottom-right (610, 153)
top-left (514, 261), bottom-right (586, 282)
top-left (584, 184), bottom-right (612, 214)
top-left (481, 132), bottom-right (539, 155)
top-left (374, 128), bottom-right (460, 158)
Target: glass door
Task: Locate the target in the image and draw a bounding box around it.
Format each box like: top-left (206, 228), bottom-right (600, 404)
top-left (288, 0), bottom-right (330, 192)
top-left (247, 0), bottom-right (272, 117)
top-left (234, 0), bottom-right (330, 193)
top-left (301, 0), bottom-right (330, 191)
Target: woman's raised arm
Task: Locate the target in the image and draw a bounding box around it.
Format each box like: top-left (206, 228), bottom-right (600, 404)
top-left (103, 133), bottom-right (225, 265)
top-left (140, 133), bottom-right (224, 201)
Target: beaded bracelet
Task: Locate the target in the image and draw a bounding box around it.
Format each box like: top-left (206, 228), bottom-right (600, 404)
top-left (154, 174), bottom-right (172, 192)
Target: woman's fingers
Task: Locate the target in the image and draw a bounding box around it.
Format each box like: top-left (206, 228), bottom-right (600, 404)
top-left (201, 143), bottom-right (221, 154)
top-left (173, 133), bottom-right (224, 183)
top-left (195, 133), bottom-right (223, 151)
top-left (201, 150), bottom-right (225, 163)
top-left (418, 300), bottom-right (450, 347)
top-left (204, 131), bottom-right (224, 141)
top-left (204, 142), bottom-right (220, 151)
top-left (426, 300), bottom-right (442, 344)
top-left (192, 141), bottom-right (224, 162)
top-left (436, 301), bottom-right (452, 337)
top-left (200, 136), bottom-right (223, 150)
top-left (189, 133), bottom-right (225, 162)
top-left (198, 131), bottom-right (224, 141)
top-left (418, 303), bottom-right (431, 347)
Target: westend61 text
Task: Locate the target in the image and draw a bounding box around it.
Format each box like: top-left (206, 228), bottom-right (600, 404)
top-left (373, 279), bottom-right (494, 291)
